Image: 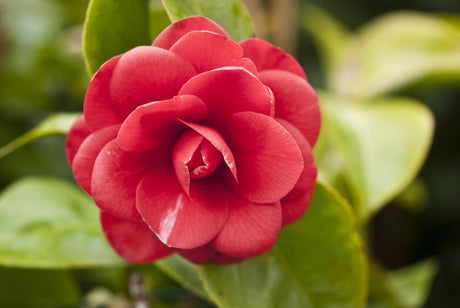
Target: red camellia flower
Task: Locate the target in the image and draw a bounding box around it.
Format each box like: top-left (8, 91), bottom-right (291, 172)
top-left (66, 16), bottom-right (320, 264)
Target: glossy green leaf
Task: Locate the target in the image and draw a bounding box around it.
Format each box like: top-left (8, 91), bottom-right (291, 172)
top-left (331, 12), bottom-right (460, 98)
top-left (197, 183), bottom-right (368, 308)
top-left (161, 0), bottom-right (254, 41)
top-left (83, 0), bottom-right (151, 75)
top-left (387, 259), bottom-right (436, 308)
top-left (0, 177), bottom-right (123, 268)
top-left (319, 95), bottom-right (434, 220)
top-left (0, 267), bottom-right (80, 308)
top-left (156, 255), bottom-right (210, 301)
top-left (0, 113), bottom-right (79, 159)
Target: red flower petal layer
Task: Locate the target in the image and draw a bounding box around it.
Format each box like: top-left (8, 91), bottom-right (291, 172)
top-left (239, 38), bottom-right (307, 80)
top-left (212, 193), bottom-right (282, 258)
top-left (91, 141), bottom-right (163, 222)
top-left (65, 114), bottom-right (91, 164)
top-left (179, 67), bottom-right (273, 124)
top-left (100, 211), bottom-right (172, 263)
top-left (153, 16), bottom-right (231, 50)
top-left (221, 112), bottom-right (304, 204)
top-left (117, 95), bottom-right (208, 152)
top-left (260, 70), bottom-right (321, 146)
top-left (277, 119), bottom-right (317, 225)
top-left (109, 46), bottom-right (196, 119)
top-left (170, 31), bottom-right (243, 73)
top-left (72, 125), bottom-right (119, 194)
top-left (84, 55), bottom-right (123, 131)
top-left (136, 166), bottom-right (228, 249)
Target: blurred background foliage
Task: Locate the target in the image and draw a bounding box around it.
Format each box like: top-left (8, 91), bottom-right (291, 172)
top-left (0, 0), bottom-right (459, 307)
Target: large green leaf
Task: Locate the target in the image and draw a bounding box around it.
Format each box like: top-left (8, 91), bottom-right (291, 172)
top-left (0, 177), bottom-right (123, 268)
top-left (155, 255), bottom-right (210, 301)
top-left (330, 12), bottom-right (460, 98)
top-left (83, 0), bottom-right (151, 75)
top-left (0, 267), bottom-right (80, 308)
top-left (319, 95), bottom-right (434, 220)
top-left (161, 0), bottom-right (254, 41)
top-left (196, 183), bottom-right (367, 308)
top-left (0, 113), bottom-right (79, 159)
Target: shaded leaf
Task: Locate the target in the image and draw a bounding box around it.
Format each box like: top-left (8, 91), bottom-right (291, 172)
top-left (301, 3), bottom-right (351, 83)
top-left (83, 0), bottom-right (151, 75)
top-left (0, 113), bottom-right (79, 159)
top-left (0, 177), bottom-right (123, 268)
top-left (318, 94), bottom-right (434, 220)
top-left (161, 0), bottom-right (254, 41)
top-left (331, 12), bottom-right (460, 98)
top-left (0, 267), bottom-right (80, 308)
top-left (197, 183), bottom-right (368, 308)
top-left (155, 255), bottom-right (210, 301)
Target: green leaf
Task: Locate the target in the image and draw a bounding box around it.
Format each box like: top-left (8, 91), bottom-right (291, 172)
top-left (0, 113), bottom-right (79, 159)
top-left (156, 255), bottom-right (210, 301)
top-left (197, 183), bottom-right (368, 308)
top-left (161, 0), bottom-right (254, 41)
top-left (83, 0), bottom-right (151, 75)
top-left (331, 12), bottom-right (460, 98)
top-left (387, 259), bottom-right (437, 308)
top-left (0, 267), bottom-right (80, 308)
top-left (319, 94), bottom-right (434, 220)
top-left (301, 3), bottom-right (351, 84)
top-left (0, 177), bottom-right (123, 268)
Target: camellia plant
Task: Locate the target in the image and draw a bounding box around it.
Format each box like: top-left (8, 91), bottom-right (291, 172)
top-left (4, 0), bottom-right (460, 307)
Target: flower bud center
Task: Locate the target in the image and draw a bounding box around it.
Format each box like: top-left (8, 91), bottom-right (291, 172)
top-left (187, 139), bottom-right (222, 178)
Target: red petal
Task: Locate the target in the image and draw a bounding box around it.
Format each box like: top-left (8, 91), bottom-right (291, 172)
top-left (239, 38), bottom-right (307, 80)
top-left (84, 55), bottom-right (123, 131)
top-left (136, 166), bottom-right (228, 249)
top-left (179, 67), bottom-right (273, 123)
top-left (72, 125), bottom-right (119, 194)
top-left (277, 119), bottom-right (317, 225)
top-left (153, 16), bottom-right (231, 50)
top-left (109, 46), bottom-right (196, 119)
top-left (221, 112), bottom-right (303, 203)
top-left (260, 70), bottom-right (321, 146)
top-left (212, 193), bottom-right (282, 258)
top-left (211, 253), bottom-right (244, 264)
top-left (117, 95), bottom-right (208, 152)
top-left (100, 211), bottom-right (173, 263)
top-left (65, 114), bottom-right (91, 165)
top-left (176, 245), bottom-right (217, 264)
top-left (172, 129), bottom-right (223, 195)
top-left (170, 31), bottom-right (243, 73)
top-left (180, 121), bottom-right (237, 182)
top-left (91, 140), bottom-right (163, 221)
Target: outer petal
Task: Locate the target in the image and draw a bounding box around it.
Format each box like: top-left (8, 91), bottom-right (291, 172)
top-left (84, 55), bottom-right (123, 131)
top-left (136, 166), bottom-right (228, 249)
top-left (277, 119), bottom-right (317, 225)
top-left (91, 140), bottom-right (164, 222)
top-left (176, 245), bottom-right (217, 264)
top-left (72, 125), bottom-right (119, 194)
top-left (239, 38), bottom-right (307, 80)
top-left (179, 67), bottom-right (273, 123)
top-left (117, 95), bottom-right (208, 152)
top-left (153, 16), bottom-right (231, 50)
top-left (221, 112), bottom-right (304, 203)
top-left (65, 114), bottom-right (91, 165)
top-left (170, 31), bottom-right (243, 73)
top-left (260, 69), bottom-right (321, 146)
top-left (212, 193), bottom-right (282, 258)
top-left (109, 46), bottom-right (196, 119)
top-left (100, 212), bottom-right (173, 263)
